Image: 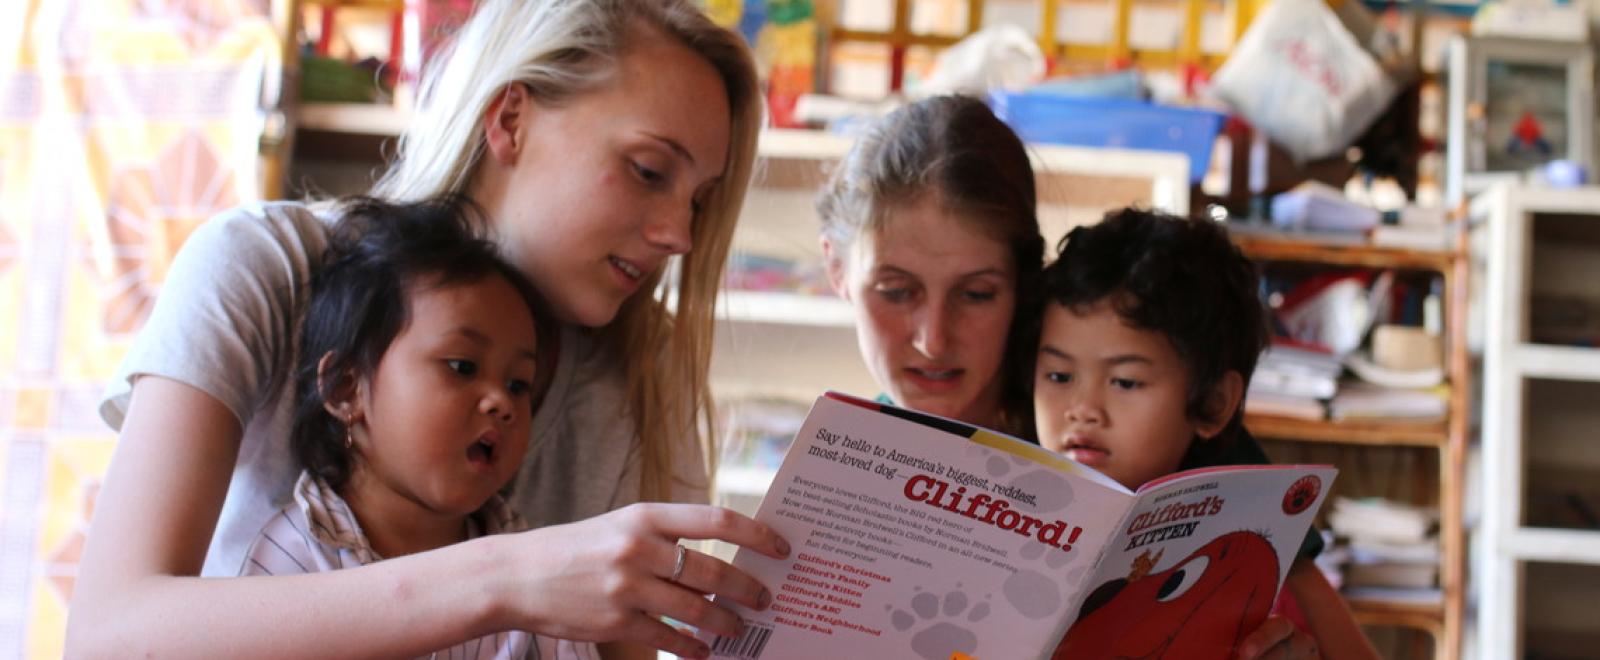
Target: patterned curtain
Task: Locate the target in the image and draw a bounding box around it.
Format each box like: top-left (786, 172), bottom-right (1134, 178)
top-left (0, 1), bottom-right (283, 656)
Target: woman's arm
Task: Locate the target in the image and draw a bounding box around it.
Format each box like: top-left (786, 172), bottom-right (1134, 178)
top-left (68, 378), bottom-right (787, 660)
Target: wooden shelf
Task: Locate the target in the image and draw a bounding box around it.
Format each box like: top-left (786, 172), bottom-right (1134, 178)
top-left (1245, 414), bottom-right (1449, 448)
top-left (1233, 232), bottom-right (1456, 272)
top-left (1348, 591), bottom-right (1446, 635)
top-left (1348, 590), bottom-right (1444, 615)
top-left (1241, 218), bottom-right (1471, 660)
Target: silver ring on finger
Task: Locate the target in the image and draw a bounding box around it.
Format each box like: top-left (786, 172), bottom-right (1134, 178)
top-left (669, 544), bottom-right (688, 584)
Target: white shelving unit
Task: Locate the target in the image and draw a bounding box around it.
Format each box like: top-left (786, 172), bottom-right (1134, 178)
top-left (1478, 184), bottom-right (1600, 659)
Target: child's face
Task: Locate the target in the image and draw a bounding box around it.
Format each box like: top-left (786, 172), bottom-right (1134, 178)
top-left (1033, 300), bottom-right (1218, 490)
top-left (824, 193), bottom-right (1016, 428)
top-left (355, 275), bottom-right (538, 518)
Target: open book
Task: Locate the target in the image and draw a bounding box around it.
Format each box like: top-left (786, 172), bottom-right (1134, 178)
top-left (702, 392), bottom-right (1337, 660)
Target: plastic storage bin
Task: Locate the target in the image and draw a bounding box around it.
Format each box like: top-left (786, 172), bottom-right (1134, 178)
top-left (989, 92), bottom-right (1224, 183)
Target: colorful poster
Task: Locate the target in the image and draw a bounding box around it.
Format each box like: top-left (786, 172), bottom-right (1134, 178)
top-left (0, 1), bottom-right (280, 656)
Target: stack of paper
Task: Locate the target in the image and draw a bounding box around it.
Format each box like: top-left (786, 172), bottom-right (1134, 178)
top-left (1370, 225), bottom-right (1452, 251)
top-left (1329, 497), bottom-right (1435, 542)
top-left (1271, 182), bottom-right (1381, 233)
top-left (1328, 497), bottom-right (1440, 592)
top-left (1327, 382), bottom-right (1448, 422)
top-left (1344, 541), bottom-right (1440, 589)
top-left (1246, 343), bottom-right (1342, 420)
top-left (1370, 205), bottom-right (1454, 252)
top-left (1244, 392), bottom-right (1328, 420)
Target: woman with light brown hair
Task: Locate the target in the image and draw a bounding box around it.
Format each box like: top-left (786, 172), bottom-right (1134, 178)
top-left (68, 2), bottom-right (784, 658)
top-left (818, 94), bottom-right (1044, 440)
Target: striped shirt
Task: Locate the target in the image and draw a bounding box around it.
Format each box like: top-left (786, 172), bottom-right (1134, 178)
top-left (241, 472), bottom-right (599, 660)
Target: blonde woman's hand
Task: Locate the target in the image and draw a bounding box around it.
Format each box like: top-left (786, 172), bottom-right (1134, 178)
top-left (488, 503), bottom-right (789, 659)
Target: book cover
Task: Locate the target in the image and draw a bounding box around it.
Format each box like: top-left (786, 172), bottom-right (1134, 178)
top-left (702, 393), bottom-right (1337, 660)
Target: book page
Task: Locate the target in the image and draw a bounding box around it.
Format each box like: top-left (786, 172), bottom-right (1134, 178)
top-left (704, 393), bottom-right (1135, 660)
top-left (1048, 464), bottom-right (1338, 660)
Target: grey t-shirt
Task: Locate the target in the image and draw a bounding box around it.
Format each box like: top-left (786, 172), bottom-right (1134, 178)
top-left (99, 201), bottom-right (708, 576)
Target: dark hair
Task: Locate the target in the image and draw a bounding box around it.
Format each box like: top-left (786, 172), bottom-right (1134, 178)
top-left (816, 94), bottom-right (1045, 438)
top-left (290, 195), bottom-right (544, 489)
top-left (1037, 208), bottom-right (1268, 451)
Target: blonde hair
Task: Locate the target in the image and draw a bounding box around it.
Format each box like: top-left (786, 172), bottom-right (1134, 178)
top-left (373, 0), bottom-right (760, 500)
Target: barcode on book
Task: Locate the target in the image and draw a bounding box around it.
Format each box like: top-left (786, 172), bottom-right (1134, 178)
top-left (711, 623), bottom-right (773, 659)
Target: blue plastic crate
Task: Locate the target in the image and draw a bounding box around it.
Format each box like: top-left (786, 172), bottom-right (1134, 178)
top-left (989, 92), bottom-right (1224, 183)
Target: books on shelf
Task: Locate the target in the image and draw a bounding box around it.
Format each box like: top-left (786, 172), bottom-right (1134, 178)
top-left (1344, 562), bottom-right (1438, 590)
top-left (1260, 341), bottom-right (1346, 376)
top-left (1248, 330), bottom-right (1450, 423)
top-left (1252, 342), bottom-right (1342, 400)
top-left (1348, 538), bottom-right (1441, 564)
top-left (1249, 370), bottom-right (1338, 400)
top-left (701, 392), bottom-right (1337, 660)
top-left (1370, 224), bottom-right (1452, 252)
top-left (1247, 342), bottom-right (1339, 420)
top-left (1329, 497), bottom-right (1437, 545)
top-left (1344, 539), bottom-right (1441, 589)
top-left (1270, 181), bottom-right (1381, 233)
top-left (1328, 497), bottom-right (1440, 592)
top-left (1341, 586), bottom-right (1444, 608)
top-left (1328, 382), bottom-right (1448, 422)
top-left (1369, 203), bottom-right (1453, 252)
top-left (1244, 392), bottom-right (1326, 421)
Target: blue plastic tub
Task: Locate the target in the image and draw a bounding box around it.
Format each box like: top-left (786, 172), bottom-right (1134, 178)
top-left (989, 92), bottom-right (1224, 183)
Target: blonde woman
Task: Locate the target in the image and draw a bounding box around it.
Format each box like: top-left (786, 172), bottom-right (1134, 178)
top-left (67, 2), bottom-right (785, 658)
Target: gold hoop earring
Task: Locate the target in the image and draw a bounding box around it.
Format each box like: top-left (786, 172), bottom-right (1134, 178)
top-left (344, 419), bottom-right (355, 449)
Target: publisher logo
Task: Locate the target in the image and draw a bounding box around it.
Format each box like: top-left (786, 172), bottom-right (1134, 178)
top-left (1283, 476), bottom-right (1322, 515)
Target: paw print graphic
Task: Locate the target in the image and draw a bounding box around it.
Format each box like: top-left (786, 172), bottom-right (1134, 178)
top-left (989, 463), bottom-right (1083, 621)
top-left (1000, 531), bottom-right (1085, 620)
top-left (888, 585), bottom-right (992, 660)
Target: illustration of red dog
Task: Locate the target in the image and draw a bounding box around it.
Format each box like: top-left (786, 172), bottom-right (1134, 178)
top-left (1052, 531), bottom-right (1280, 660)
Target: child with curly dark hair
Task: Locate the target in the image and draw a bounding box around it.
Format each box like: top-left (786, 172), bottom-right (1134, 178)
top-left (1031, 208), bottom-right (1378, 659)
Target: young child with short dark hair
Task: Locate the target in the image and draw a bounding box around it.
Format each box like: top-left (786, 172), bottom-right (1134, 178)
top-left (1031, 208), bottom-right (1378, 659)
